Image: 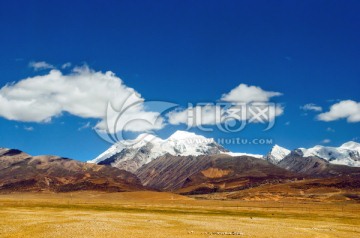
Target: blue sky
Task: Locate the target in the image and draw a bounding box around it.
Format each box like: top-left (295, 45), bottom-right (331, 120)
top-left (0, 0), bottom-right (360, 161)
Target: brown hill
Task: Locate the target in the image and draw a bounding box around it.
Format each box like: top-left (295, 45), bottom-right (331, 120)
top-left (0, 148), bottom-right (143, 192)
top-left (222, 175), bottom-right (360, 202)
top-left (136, 154), bottom-right (298, 194)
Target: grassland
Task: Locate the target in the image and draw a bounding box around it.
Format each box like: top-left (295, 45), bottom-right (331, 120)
top-left (0, 191), bottom-right (359, 238)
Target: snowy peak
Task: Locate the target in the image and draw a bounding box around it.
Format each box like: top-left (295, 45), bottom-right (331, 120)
top-left (166, 131), bottom-right (218, 156)
top-left (89, 130), bottom-right (226, 172)
top-left (340, 141), bottom-right (360, 152)
top-left (263, 145), bottom-right (290, 164)
top-left (295, 142), bottom-right (360, 167)
top-left (262, 141), bottom-right (360, 167)
top-left (271, 145), bottom-right (291, 155)
top-left (168, 130), bottom-right (206, 140)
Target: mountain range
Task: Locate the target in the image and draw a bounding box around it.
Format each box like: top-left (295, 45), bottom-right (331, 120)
top-left (90, 130), bottom-right (360, 170)
top-left (1, 130), bottom-right (360, 197)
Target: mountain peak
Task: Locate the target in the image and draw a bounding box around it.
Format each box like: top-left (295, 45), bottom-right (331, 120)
top-left (89, 130), bottom-right (224, 172)
top-left (271, 144), bottom-right (287, 151)
top-left (264, 144), bottom-right (291, 164)
top-left (168, 130), bottom-right (206, 140)
top-left (340, 141), bottom-right (360, 150)
top-left (299, 142), bottom-right (360, 167)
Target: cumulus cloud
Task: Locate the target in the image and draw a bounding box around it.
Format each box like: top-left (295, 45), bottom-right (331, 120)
top-left (300, 103), bottom-right (322, 112)
top-left (29, 61), bottom-right (54, 71)
top-left (0, 66), bottom-right (165, 132)
top-left (322, 139), bottom-right (331, 144)
top-left (220, 84), bottom-right (282, 103)
top-left (317, 100), bottom-right (360, 122)
top-left (167, 83), bottom-right (284, 128)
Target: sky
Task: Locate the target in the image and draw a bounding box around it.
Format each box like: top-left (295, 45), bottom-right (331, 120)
top-left (0, 0), bottom-right (360, 161)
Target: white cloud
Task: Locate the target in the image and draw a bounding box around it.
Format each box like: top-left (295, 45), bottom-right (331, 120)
top-left (321, 139), bottom-right (331, 144)
top-left (317, 100), bottom-right (360, 122)
top-left (29, 61), bottom-right (54, 71)
top-left (0, 66), bottom-right (165, 132)
top-left (300, 103), bottom-right (322, 112)
top-left (221, 84), bottom-right (282, 103)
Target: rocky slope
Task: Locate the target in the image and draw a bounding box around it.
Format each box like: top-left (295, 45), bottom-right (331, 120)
top-left (136, 154), bottom-right (297, 193)
top-left (278, 150), bottom-right (360, 177)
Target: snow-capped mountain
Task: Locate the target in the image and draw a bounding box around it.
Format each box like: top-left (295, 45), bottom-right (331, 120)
top-left (339, 141), bottom-right (360, 154)
top-left (263, 145), bottom-right (291, 164)
top-left (261, 142), bottom-right (360, 167)
top-left (88, 131), bottom-right (227, 172)
top-left (90, 130), bottom-right (360, 173)
top-left (297, 141), bottom-right (360, 167)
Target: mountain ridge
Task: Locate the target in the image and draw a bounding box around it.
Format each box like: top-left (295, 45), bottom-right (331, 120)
top-left (91, 131), bottom-right (360, 172)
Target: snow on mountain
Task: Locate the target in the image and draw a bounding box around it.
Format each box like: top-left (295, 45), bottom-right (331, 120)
top-left (90, 143), bottom-right (125, 164)
top-left (88, 131), bottom-right (227, 172)
top-left (263, 145), bottom-right (291, 164)
top-left (90, 131), bottom-right (360, 172)
top-left (90, 133), bottom-right (161, 164)
top-left (339, 141), bottom-right (360, 154)
top-left (261, 142), bottom-right (360, 167)
top-left (224, 152), bottom-right (263, 159)
top-left (298, 142), bottom-right (360, 167)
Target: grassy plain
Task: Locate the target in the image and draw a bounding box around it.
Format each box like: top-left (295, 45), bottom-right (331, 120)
top-left (0, 191), bottom-right (359, 238)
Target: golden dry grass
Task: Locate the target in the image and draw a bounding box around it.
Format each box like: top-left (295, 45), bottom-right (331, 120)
top-left (0, 191), bottom-right (359, 238)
